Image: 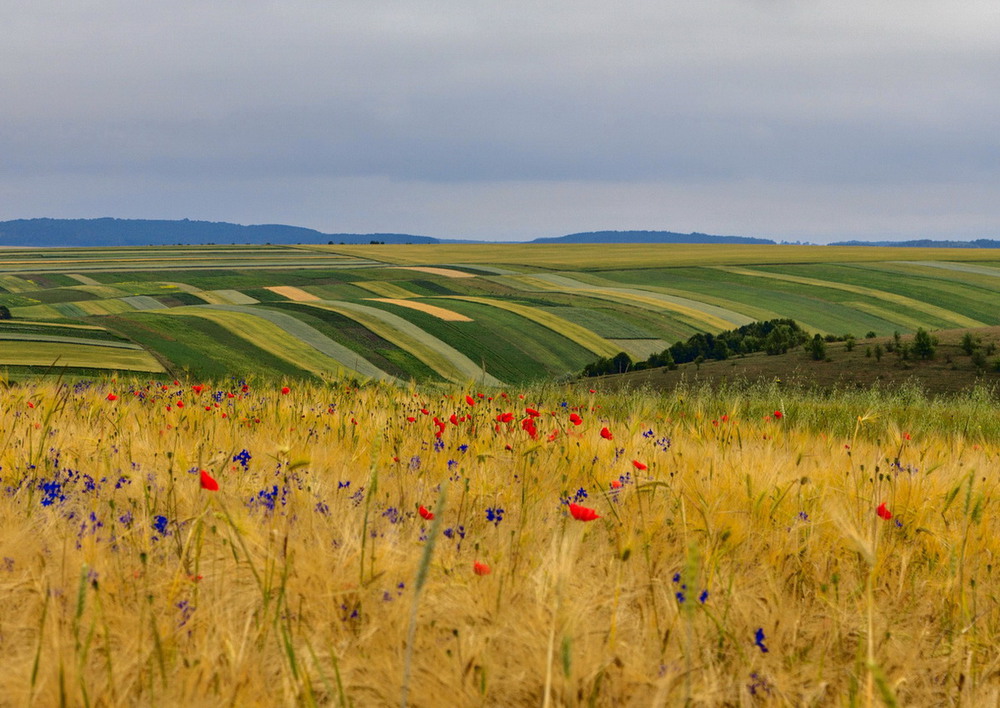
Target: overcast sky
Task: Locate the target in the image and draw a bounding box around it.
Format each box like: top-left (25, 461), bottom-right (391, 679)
top-left (2, 1), bottom-right (998, 242)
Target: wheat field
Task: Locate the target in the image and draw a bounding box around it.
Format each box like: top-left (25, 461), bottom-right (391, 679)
top-left (1, 377), bottom-right (998, 706)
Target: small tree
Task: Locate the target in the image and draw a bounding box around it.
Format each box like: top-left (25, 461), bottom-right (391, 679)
top-left (844, 335), bottom-right (856, 352)
top-left (808, 334), bottom-right (827, 361)
top-left (0, 305), bottom-right (10, 320)
top-left (960, 332), bottom-right (978, 355)
top-left (874, 344), bottom-right (883, 362)
top-left (912, 328), bottom-right (935, 360)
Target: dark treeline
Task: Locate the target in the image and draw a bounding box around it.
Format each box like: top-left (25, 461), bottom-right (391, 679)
top-left (582, 319), bottom-right (810, 377)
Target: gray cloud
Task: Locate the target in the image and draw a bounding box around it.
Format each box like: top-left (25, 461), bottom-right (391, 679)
top-left (2, 0), bottom-right (998, 240)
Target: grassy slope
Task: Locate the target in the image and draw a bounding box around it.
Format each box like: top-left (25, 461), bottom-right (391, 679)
top-left (601, 326), bottom-right (1000, 396)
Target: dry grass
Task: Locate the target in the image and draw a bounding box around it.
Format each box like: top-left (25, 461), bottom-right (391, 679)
top-left (1, 378), bottom-right (999, 706)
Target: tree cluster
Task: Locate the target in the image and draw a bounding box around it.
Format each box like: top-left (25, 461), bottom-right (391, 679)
top-left (581, 319), bottom-right (810, 377)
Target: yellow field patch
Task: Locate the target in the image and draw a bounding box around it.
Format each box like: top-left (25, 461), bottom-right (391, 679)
top-left (0, 340), bottom-right (165, 372)
top-left (390, 266), bottom-right (476, 278)
top-left (264, 286), bottom-right (320, 302)
top-left (367, 298), bottom-right (472, 321)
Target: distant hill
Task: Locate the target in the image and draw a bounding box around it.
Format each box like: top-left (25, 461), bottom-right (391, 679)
top-left (530, 230), bottom-right (776, 245)
top-left (0, 218), bottom-right (439, 247)
top-left (829, 238), bottom-right (1000, 248)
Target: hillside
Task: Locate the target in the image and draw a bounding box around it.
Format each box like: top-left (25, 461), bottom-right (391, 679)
top-left (2, 243), bottom-right (1000, 386)
top-left (0, 218), bottom-right (438, 247)
top-left (529, 230), bottom-right (775, 245)
top-left (598, 326), bottom-right (1000, 396)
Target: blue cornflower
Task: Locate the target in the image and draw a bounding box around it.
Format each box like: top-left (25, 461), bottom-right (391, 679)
top-left (152, 515), bottom-right (169, 535)
top-left (699, 589), bottom-right (709, 603)
top-left (233, 449), bottom-right (252, 469)
top-left (485, 507), bottom-right (505, 526)
top-left (754, 628), bottom-right (769, 653)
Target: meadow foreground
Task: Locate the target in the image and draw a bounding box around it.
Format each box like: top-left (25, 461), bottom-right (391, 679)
top-left (1, 378), bottom-right (998, 706)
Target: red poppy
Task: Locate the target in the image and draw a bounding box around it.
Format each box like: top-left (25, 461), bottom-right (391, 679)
top-left (466, 395), bottom-right (476, 406)
top-left (192, 384), bottom-right (204, 394)
top-left (419, 505), bottom-right (434, 521)
top-left (589, 389), bottom-right (596, 393)
top-left (610, 480), bottom-right (622, 489)
top-left (473, 561), bottom-right (491, 576)
top-left (773, 410), bottom-right (783, 419)
top-left (421, 408), bottom-right (430, 415)
top-left (876, 502), bottom-right (892, 520)
top-left (406, 416), bottom-right (416, 422)
top-left (281, 386), bottom-right (291, 395)
top-left (525, 407), bottom-right (541, 417)
top-left (176, 400), bottom-right (184, 408)
top-left (200, 469), bottom-right (219, 491)
top-left (600, 427), bottom-right (613, 440)
top-left (106, 393), bottom-right (118, 401)
top-left (497, 412), bottom-right (514, 423)
top-left (632, 460), bottom-right (647, 470)
top-left (569, 503), bottom-right (600, 521)
top-left (27, 401), bottom-right (35, 409)
top-left (569, 413), bottom-right (583, 425)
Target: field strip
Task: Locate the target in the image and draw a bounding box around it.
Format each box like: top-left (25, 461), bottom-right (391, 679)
top-left (9, 304), bottom-right (64, 320)
top-left (438, 296), bottom-right (622, 357)
top-left (264, 286), bottom-right (320, 302)
top-left (51, 303), bottom-right (89, 318)
top-left (714, 266), bottom-right (986, 328)
top-left (73, 299), bottom-right (135, 316)
top-left (208, 290), bottom-right (259, 305)
top-left (120, 295), bottom-right (168, 310)
top-left (65, 274), bottom-right (101, 285)
top-left (389, 266), bottom-right (477, 278)
top-left (0, 340), bottom-right (165, 372)
top-left (1, 319), bottom-right (106, 330)
top-left (608, 338), bottom-right (671, 359)
top-left (842, 301), bottom-right (932, 331)
top-left (354, 281), bottom-right (419, 298)
top-left (157, 306), bottom-right (395, 382)
top-left (367, 298), bottom-right (472, 322)
top-left (544, 275), bottom-right (755, 328)
top-left (897, 261), bottom-right (1000, 278)
top-left (0, 274), bottom-right (38, 292)
top-left (0, 332), bottom-right (143, 349)
top-left (439, 263), bottom-right (520, 275)
top-left (486, 273), bottom-right (755, 329)
top-left (296, 301), bottom-right (502, 385)
top-left (67, 284), bottom-right (129, 298)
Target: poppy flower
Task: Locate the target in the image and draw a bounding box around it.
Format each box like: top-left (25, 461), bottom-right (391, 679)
top-left (465, 395), bottom-right (475, 406)
top-left (569, 413), bottom-right (583, 425)
top-left (876, 502), bottom-right (892, 520)
top-left (192, 384), bottom-right (204, 394)
top-left (568, 503), bottom-right (600, 521)
top-left (106, 393), bottom-right (118, 401)
top-left (473, 561), bottom-right (491, 576)
top-left (524, 407), bottom-right (540, 418)
top-left (497, 412), bottom-right (514, 423)
top-left (632, 460), bottom-right (647, 470)
top-left (200, 469), bottom-right (219, 491)
top-left (406, 416), bottom-right (416, 422)
top-left (773, 410), bottom-right (783, 419)
top-left (600, 427), bottom-right (613, 440)
top-left (281, 386), bottom-right (291, 395)
top-left (610, 480), bottom-right (622, 489)
top-left (419, 505), bottom-right (434, 521)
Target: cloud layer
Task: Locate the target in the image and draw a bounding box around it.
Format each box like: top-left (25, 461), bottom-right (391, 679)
top-left (3, 0), bottom-right (998, 241)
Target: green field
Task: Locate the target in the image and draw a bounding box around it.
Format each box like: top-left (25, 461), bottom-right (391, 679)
top-left (2, 243), bottom-right (1000, 385)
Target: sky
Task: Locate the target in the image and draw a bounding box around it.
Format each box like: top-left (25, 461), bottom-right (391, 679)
top-left (2, 1), bottom-right (998, 243)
